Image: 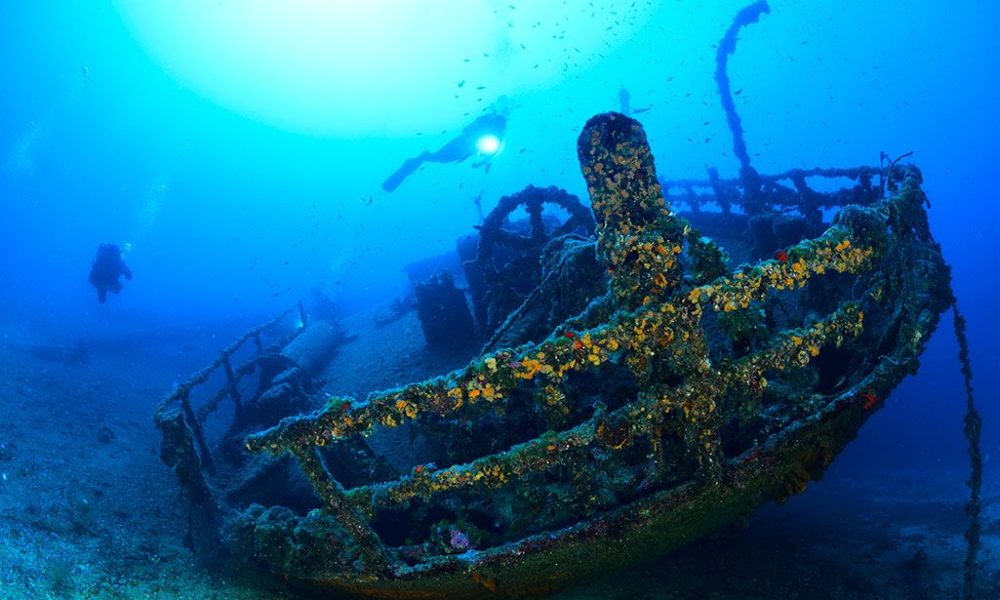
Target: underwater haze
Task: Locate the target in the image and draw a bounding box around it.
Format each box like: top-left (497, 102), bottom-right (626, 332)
top-left (0, 1), bottom-right (998, 598)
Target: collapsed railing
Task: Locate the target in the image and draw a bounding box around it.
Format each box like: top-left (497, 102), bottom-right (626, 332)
top-left (154, 303), bottom-right (307, 547)
top-left (661, 165), bottom-right (881, 219)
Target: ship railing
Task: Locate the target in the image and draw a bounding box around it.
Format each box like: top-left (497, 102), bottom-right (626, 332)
top-left (154, 302), bottom-right (307, 475)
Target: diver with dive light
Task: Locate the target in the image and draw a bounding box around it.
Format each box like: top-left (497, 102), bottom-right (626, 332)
top-left (382, 99), bottom-right (508, 192)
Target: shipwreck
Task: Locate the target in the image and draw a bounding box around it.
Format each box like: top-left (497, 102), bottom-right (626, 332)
top-left (154, 2), bottom-right (981, 598)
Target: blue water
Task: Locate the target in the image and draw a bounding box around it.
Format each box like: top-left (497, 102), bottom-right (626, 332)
top-left (1, 1), bottom-right (997, 597)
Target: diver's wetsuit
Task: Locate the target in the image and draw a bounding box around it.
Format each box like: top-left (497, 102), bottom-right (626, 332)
top-left (618, 85), bottom-right (632, 116)
top-left (382, 112), bottom-right (507, 192)
top-left (89, 243), bottom-right (132, 303)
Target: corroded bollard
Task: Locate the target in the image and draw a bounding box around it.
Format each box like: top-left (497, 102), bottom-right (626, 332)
top-left (577, 112), bottom-right (684, 309)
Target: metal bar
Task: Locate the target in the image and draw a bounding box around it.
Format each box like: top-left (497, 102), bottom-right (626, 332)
top-left (156, 304), bottom-right (298, 414)
top-left (662, 165), bottom-right (880, 190)
top-left (197, 358), bottom-right (259, 423)
top-left (178, 390), bottom-right (216, 475)
top-left (290, 446), bottom-right (394, 575)
top-left (223, 355), bottom-right (245, 423)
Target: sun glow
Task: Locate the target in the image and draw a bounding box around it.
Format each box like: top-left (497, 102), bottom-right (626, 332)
top-left (114, 0), bottom-right (655, 136)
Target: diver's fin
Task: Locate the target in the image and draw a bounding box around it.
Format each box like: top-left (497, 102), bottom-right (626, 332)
top-left (382, 154), bottom-right (427, 192)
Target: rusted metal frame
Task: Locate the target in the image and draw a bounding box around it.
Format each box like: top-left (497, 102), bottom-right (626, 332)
top-left (154, 408), bottom-right (215, 505)
top-left (177, 388), bottom-right (216, 475)
top-left (155, 304), bottom-right (302, 480)
top-left (222, 355), bottom-right (245, 423)
top-left (346, 301), bottom-right (864, 513)
top-left (289, 446), bottom-right (395, 575)
top-left (196, 358), bottom-right (259, 423)
top-left (664, 165), bottom-right (877, 190)
top-left (350, 416), bottom-right (604, 511)
top-left (247, 225), bottom-right (879, 458)
top-left (662, 164), bottom-right (880, 211)
top-left (880, 151), bottom-right (915, 199)
top-left (156, 304), bottom-right (300, 415)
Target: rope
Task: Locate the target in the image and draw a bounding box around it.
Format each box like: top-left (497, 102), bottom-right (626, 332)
top-left (715, 1), bottom-right (770, 174)
top-left (954, 304), bottom-right (982, 599)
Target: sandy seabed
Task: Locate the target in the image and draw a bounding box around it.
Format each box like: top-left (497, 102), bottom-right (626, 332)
top-left (0, 306), bottom-right (996, 600)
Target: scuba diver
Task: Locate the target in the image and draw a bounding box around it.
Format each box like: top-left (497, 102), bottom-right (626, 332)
top-left (382, 100), bottom-right (509, 192)
top-left (618, 85), bottom-right (633, 116)
top-left (617, 85), bottom-right (652, 116)
top-left (88, 243), bottom-right (132, 303)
